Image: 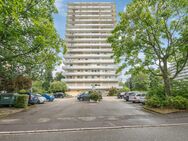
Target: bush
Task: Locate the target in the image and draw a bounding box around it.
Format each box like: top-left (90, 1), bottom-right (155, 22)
top-left (18, 89), bottom-right (30, 94)
top-left (50, 81), bottom-right (67, 93)
top-left (108, 87), bottom-right (118, 96)
top-left (172, 80), bottom-right (188, 99)
top-left (89, 90), bottom-right (102, 102)
top-left (170, 96), bottom-right (188, 110)
top-left (146, 96), bottom-right (164, 108)
top-left (14, 94), bottom-right (29, 108)
top-left (147, 85), bottom-right (165, 99)
top-left (146, 95), bottom-right (188, 110)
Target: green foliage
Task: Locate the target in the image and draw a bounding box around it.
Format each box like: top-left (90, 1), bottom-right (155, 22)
top-left (50, 81), bottom-right (67, 93)
top-left (172, 80), bottom-right (188, 99)
top-left (32, 81), bottom-right (45, 94)
top-left (121, 86), bottom-right (130, 92)
top-left (54, 72), bottom-right (65, 81)
top-left (166, 96), bottom-right (188, 110)
top-left (14, 76), bottom-right (32, 91)
top-left (14, 94), bottom-right (29, 108)
top-left (132, 73), bottom-right (149, 91)
top-left (146, 96), bottom-right (164, 108)
top-left (108, 87), bottom-right (118, 96)
top-left (148, 85), bottom-right (166, 100)
top-left (18, 89), bottom-right (29, 94)
top-left (89, 90), bottom-right (102, 102)
top-left (0, 76), bottom-right (32, 92)
top-left (108, 0), bottom-right (188, 96)
top-left (0, 0), bottom-right (66, 81)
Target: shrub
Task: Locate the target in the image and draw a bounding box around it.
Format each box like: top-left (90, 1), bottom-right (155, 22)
top-left (18, 89), bottom-right (29, 94)
top-left (14, 94), bottom-right (29, 108)
top-left (167, 96), bottom-right (188, 110)
top-left (146, 96), bottom-right (164, 108)
top-left (147, 85), bottom-right (165, 99)
top-left (172, 80), bottom-right (188, 99)
top-left (50, 81), bottom-right (67, 93)
top-left (108, 87), bottom-right (118, 96)
top-left (89, 90), bottom-right (102, 102)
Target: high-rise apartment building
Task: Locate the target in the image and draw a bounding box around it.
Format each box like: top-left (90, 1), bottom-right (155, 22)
top-left (63, 2), bottom-right (119, 90)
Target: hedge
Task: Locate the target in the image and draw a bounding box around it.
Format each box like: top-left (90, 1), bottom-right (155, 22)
top-left (14, 94), bottom-right (29, 108)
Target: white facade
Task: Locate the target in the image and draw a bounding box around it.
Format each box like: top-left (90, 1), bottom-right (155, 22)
top-left (169, 63), bottom-right (188, 80)
top-left (64, 2), bottom-right (119, 90)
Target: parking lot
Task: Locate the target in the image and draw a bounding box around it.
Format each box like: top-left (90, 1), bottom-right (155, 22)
top-left (0, 96), bottom-right (188, 132)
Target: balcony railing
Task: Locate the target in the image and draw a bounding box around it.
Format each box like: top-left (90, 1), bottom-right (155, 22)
top-left (64, 60), bottom-right (114, 64)
top-left (66, 33), bottom-right (111, 37)
top-left (64, 72), bottom-right (117, 76)
top-left (68, 48), bottom-right (112, 53)
top-left (64, 54), bottom-right (112, 59)
top-left (64, 78), bottom-right (118, 82)
top-left (63, 65), bottom-right (117, 70)
top-left (67, 43), bottom-right (111, 47)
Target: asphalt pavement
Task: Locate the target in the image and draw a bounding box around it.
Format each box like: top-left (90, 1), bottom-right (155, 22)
top-left (0, 97), bottom-right (188, 140)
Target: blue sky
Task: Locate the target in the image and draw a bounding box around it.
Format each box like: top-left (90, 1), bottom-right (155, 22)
top-left (54, 0), bottom-right (132, 38)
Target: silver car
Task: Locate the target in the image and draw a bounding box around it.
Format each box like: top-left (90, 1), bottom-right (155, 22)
top-left (129, 92), bottom-right (146, 103)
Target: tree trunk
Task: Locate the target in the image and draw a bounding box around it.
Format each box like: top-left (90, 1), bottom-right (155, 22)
top-left (162, 60), bottom-right (171, 97)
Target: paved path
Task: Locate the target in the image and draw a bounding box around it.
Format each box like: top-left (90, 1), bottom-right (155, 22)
top-left (0, 97), bottom-right (188, 132)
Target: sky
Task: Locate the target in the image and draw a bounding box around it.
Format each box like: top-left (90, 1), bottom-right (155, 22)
top-left (53, 0), bottom-right (132, 80)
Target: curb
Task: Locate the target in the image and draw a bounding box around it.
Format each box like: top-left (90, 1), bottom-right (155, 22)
top-left (0, 123), bottom-right (188, 135)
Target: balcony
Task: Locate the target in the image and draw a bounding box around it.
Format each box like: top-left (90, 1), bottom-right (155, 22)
top-left (66, 38), bottom-right (107, 42)
top-left (68, 48), bottom-right (112, 53)
top-left (64, 54), bottom-right (112, 59)
top-left (66, 28), bottom-right (113, 32)
top-left (67, 11), bottom-right (115, 15)
top-left (62, 65), bottom-right (117, 70)
top-left (64, 78), bottom-right (118, 82)
top-left (67, 23), bottom-right (114, 26)
top-left (67, 43), bottom-right (111, 47)
top-left (64, 72), bottom-right (116, 76)
top-left (66, 85), bottom-right (120, 90)
top-left (67, 15), bottom-right (113, 19)
top-left (64, 60), bottom-right (114, 64)
top-left (66, 33), bottom-right (111, 38)
top-left (67, 20), bottom-right (115, 24)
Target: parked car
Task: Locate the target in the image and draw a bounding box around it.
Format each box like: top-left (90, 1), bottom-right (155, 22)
top-left (77, 92), bottom-right (90, 101)
top-left (53, 92), bottom-right (65, 98)
top-left (129, 92), bottom-right (146, 103)
top-left (42, 94), bottom-right (55, 102)
top-left (117, 92), bottom-right (126, 99)
top-left (28, 93), bottom-right (38, 105)
top-left (123, 92), bottom-right (135, 101)
top-left (139, 93), bottom-right (146, 104)
top-left (34, 94), bottom-right (46, 104)
top-left (22, 92), bottom-right (38, 105)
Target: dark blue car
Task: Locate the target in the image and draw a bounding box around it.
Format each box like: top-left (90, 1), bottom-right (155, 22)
top-left (77, 92), bottom-right (90, 101)
top-left (43, 94), bottom-right (55, 102)
top-left (27, 93), bottom-right (38, 105)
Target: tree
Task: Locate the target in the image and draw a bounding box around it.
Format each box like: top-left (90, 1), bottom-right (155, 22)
top-left (54, 72), bottom-right (65, 81)
top-left (50, 81), bottom-right (67, 93)
top-left (132, 73), bottom-right (149, 91)
top-left (108, 0), bottom-right (188, 96)
top-left (14, 76), bottom-right (32, 91)
top-left (32, 81), bottom-right (45, 93)
top-left (0, 0), bottom-right (66, 80)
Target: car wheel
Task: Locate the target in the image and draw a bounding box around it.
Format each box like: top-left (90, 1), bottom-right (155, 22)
top-left (80, 98), bottom-right (83, 101)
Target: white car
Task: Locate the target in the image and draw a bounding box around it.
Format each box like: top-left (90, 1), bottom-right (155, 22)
top-left (34, 94), bottom-right (46, 104)
top-left (129, 92), bottom-right (146, 103)
top-left (139, 94), bottom-right (146, 104)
